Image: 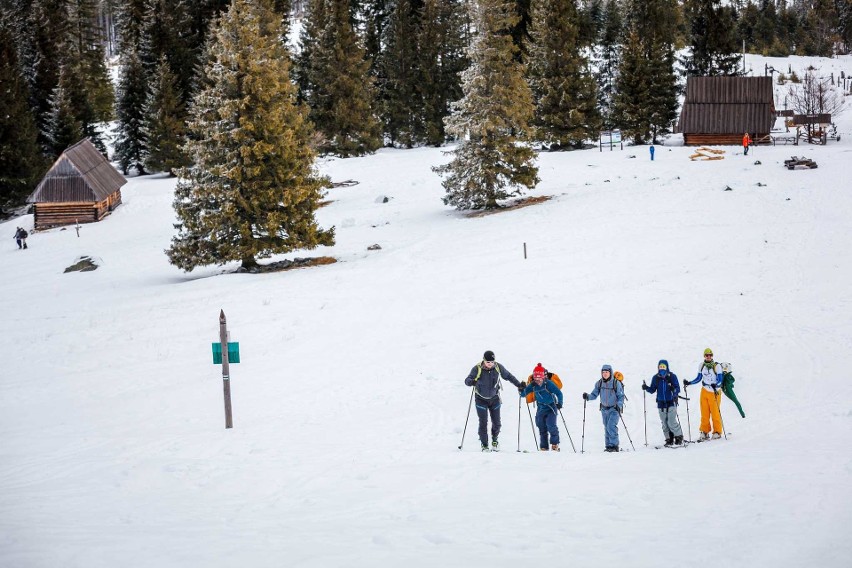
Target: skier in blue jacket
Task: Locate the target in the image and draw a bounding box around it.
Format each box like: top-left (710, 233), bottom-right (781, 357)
top-left (642, 359), bottom-right (684, 446)
top-left (583, 364), bottom-right (625, 452)
top-left (519, 363), bottom-right (564, 451)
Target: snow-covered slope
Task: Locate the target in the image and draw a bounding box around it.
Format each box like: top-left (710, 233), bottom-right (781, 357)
top-left (2, 57), bottom-right (852, 568)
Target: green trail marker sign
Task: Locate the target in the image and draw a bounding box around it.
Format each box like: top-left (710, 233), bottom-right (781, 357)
top-left (212, 342), bottom-right (241, 364)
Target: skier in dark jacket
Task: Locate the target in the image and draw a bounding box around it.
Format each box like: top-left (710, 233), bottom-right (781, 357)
top-left (14, 227), bottom-right (28, 249)
top-left (642, 359), bottom-right (684, 446)
top-left (519, 363), bottom-right (564, 451)
top-left (464, 350), bottom-right (523, 451)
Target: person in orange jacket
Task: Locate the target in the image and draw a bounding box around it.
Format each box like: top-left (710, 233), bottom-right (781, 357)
top-left (743, 132), bottom-right (752, 155)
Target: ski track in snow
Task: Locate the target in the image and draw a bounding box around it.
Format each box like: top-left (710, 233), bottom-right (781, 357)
top-left (1, 54), bottom-right (852, 567)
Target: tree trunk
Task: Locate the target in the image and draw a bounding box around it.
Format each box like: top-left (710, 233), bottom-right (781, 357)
top-left (241, 256), bottom-right (258, 270)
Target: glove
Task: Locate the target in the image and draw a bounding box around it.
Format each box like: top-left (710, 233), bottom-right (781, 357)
top-left (641, 381), bottom-right (647, 391)
top-left (518, 386), bottom-right (525, 395)
top-left (683, 379), bottom-right (689, 388)
top-left (582, 392), bottom-right (589, 400)
top-left (617, 406), bottom-right (623, 414)
top-left (557, 403), bottom-right (562, 410)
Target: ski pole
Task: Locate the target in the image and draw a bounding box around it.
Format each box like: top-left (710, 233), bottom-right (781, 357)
top-left (683, 384), bottom-right (692, 443)
top-left (556, 406), bottom-right (577, 453)
top-left (581, 398), bottom-right (587, 454)
top-left (526, 400), bottom-right (539, 450)
top-left (458, 386), bottom-right (474, 450)
top-left (619, 411), bottom-right (636, 451)
top-left (642, 383), bottom-right (648, 447)
top-left (517, 394), bottom-right (522, 452)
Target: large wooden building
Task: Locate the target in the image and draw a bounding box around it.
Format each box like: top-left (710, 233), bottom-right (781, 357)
top-left (676, 76), bottom-right (776, 146)
top-left (28, 139), bottom-right (127, 230)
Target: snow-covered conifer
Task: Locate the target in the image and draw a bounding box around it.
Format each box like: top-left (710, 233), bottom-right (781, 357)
top-left (434, 0), bottom-right (538, 210)
top-left (167, 0), bottom-right (334, 271)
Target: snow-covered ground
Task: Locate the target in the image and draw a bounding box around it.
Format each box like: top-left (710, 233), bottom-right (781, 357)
top-left (2, 56), bottom-right (852, 567)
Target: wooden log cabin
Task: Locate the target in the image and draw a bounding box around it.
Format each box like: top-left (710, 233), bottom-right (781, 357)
top-left (28, 139), bottom-right (127, 230)
top-left (676, 76), bottom-right (776, 146)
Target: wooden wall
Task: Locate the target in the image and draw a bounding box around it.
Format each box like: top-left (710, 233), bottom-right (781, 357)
top-left (33, 190), bottom-right (122, 229)
top-left (684, 133), bottom-right (769, 146)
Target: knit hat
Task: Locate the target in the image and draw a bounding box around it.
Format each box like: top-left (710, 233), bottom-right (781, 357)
top-left (658, 359), bottom-right (669, 371)
top-left (704, 348), bottom-right (713, 356)
top-left (532, 363), bottom-right (546, 381)
top-left (483, 350), bottom-right (495, 362)
top-left (601, 364), bottom-right (613, 373)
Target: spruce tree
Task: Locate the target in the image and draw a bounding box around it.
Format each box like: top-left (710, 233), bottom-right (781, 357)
top-left (304, 0), bottom-right (382, 156)
top-left (144, 56), bottom-right (189, 175)
top-left (380, 0), bottom-right (422, 147)
top-left (596, 0), bottom-right (622, 128)
top-left (612, 0), bottom-right (679, 144)
top-left (527, 0), bottom-right (601, 149)
top-left (683, 0), bottom-right (741, 76)
top-left (434, 0), bottom-right (538, 210)
top-left (612, 28), bottom-right (649, 143)
top-left (168, 0), bottom-right (333, 272)
top-left (0, 20), bottom-right (45, 211)
top-left (418, 0), bottom-right (469, 146)
top-left (114, 47), bottom-right (148, 175)
top-left (45, 67), bottom-right (84, 155)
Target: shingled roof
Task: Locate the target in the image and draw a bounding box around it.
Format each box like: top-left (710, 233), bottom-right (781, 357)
top-left (28, 139), bottom-right (127, 203)
top-left (676, 76), bottom-right (776, 134)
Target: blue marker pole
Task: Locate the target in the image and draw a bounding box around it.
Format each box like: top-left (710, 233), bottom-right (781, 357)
top-left (650, 145), bottom-right (655, 161)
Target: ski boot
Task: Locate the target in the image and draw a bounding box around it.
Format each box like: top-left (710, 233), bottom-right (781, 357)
top-left (712, 432), bottom-right (722, 440)
top-left (664, 435), bottom-right (674, 447)
top-left (698, 432), bottom-right (710, 441)
top-left (674, 435), bottom-right (684, 446)
top-left (551, 444), bottom-right (560, 452)
top-left (481, 444), bottom-right (490, 452)
top-left (539, 446), bottom-right (549, 451)
top-left (491, 439), bottom-right (500, 452)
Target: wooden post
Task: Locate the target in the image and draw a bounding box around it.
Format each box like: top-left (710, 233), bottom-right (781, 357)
top-left (75, 219), bottom-right (80, 238)
top-left (219, 309), bottom-right (233, 429)
top-left (523, 242), bottom-right (527, 259)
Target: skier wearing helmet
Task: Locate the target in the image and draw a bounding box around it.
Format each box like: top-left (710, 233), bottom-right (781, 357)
top-left (685, 348), bottom-right (724, 440)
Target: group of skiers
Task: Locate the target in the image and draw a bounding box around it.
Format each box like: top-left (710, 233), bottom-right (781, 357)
top-left (462, 348), bottom-right (745, 453)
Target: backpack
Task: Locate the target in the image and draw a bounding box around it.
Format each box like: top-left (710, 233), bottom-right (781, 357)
top-left (614, 371), bottom-right (629, 402)
top-left (20, 229), bottom-right (28, 238)
top-left (526, 371), bottom-right (563, 404)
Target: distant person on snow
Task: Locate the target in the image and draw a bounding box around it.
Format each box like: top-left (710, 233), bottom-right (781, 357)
top-left (583, 364), bottom-right (625, 452)
top-left (519, 363), bottom-right (564, 451)
top-left (642, 360), bottom-right (683, 446)
top-left (13, 227), bottom-right (28, 249)
top-left (685, 348), bottom-right (724, 440)
top-left (464, 350), bottom-right (523, 451)
top-left (743, 132), bottom-right (752, 155)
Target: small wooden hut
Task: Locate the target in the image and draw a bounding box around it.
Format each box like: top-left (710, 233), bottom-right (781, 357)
top-left (28, 139), bottom-right (127, 230)
top-left (676, 76), bottom-right (776, 146)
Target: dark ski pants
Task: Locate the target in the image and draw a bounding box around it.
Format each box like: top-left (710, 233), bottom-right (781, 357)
top-left (475, 396), bottom-right (501, 446)
top-left (535, 407), bottom-right (559, 449)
